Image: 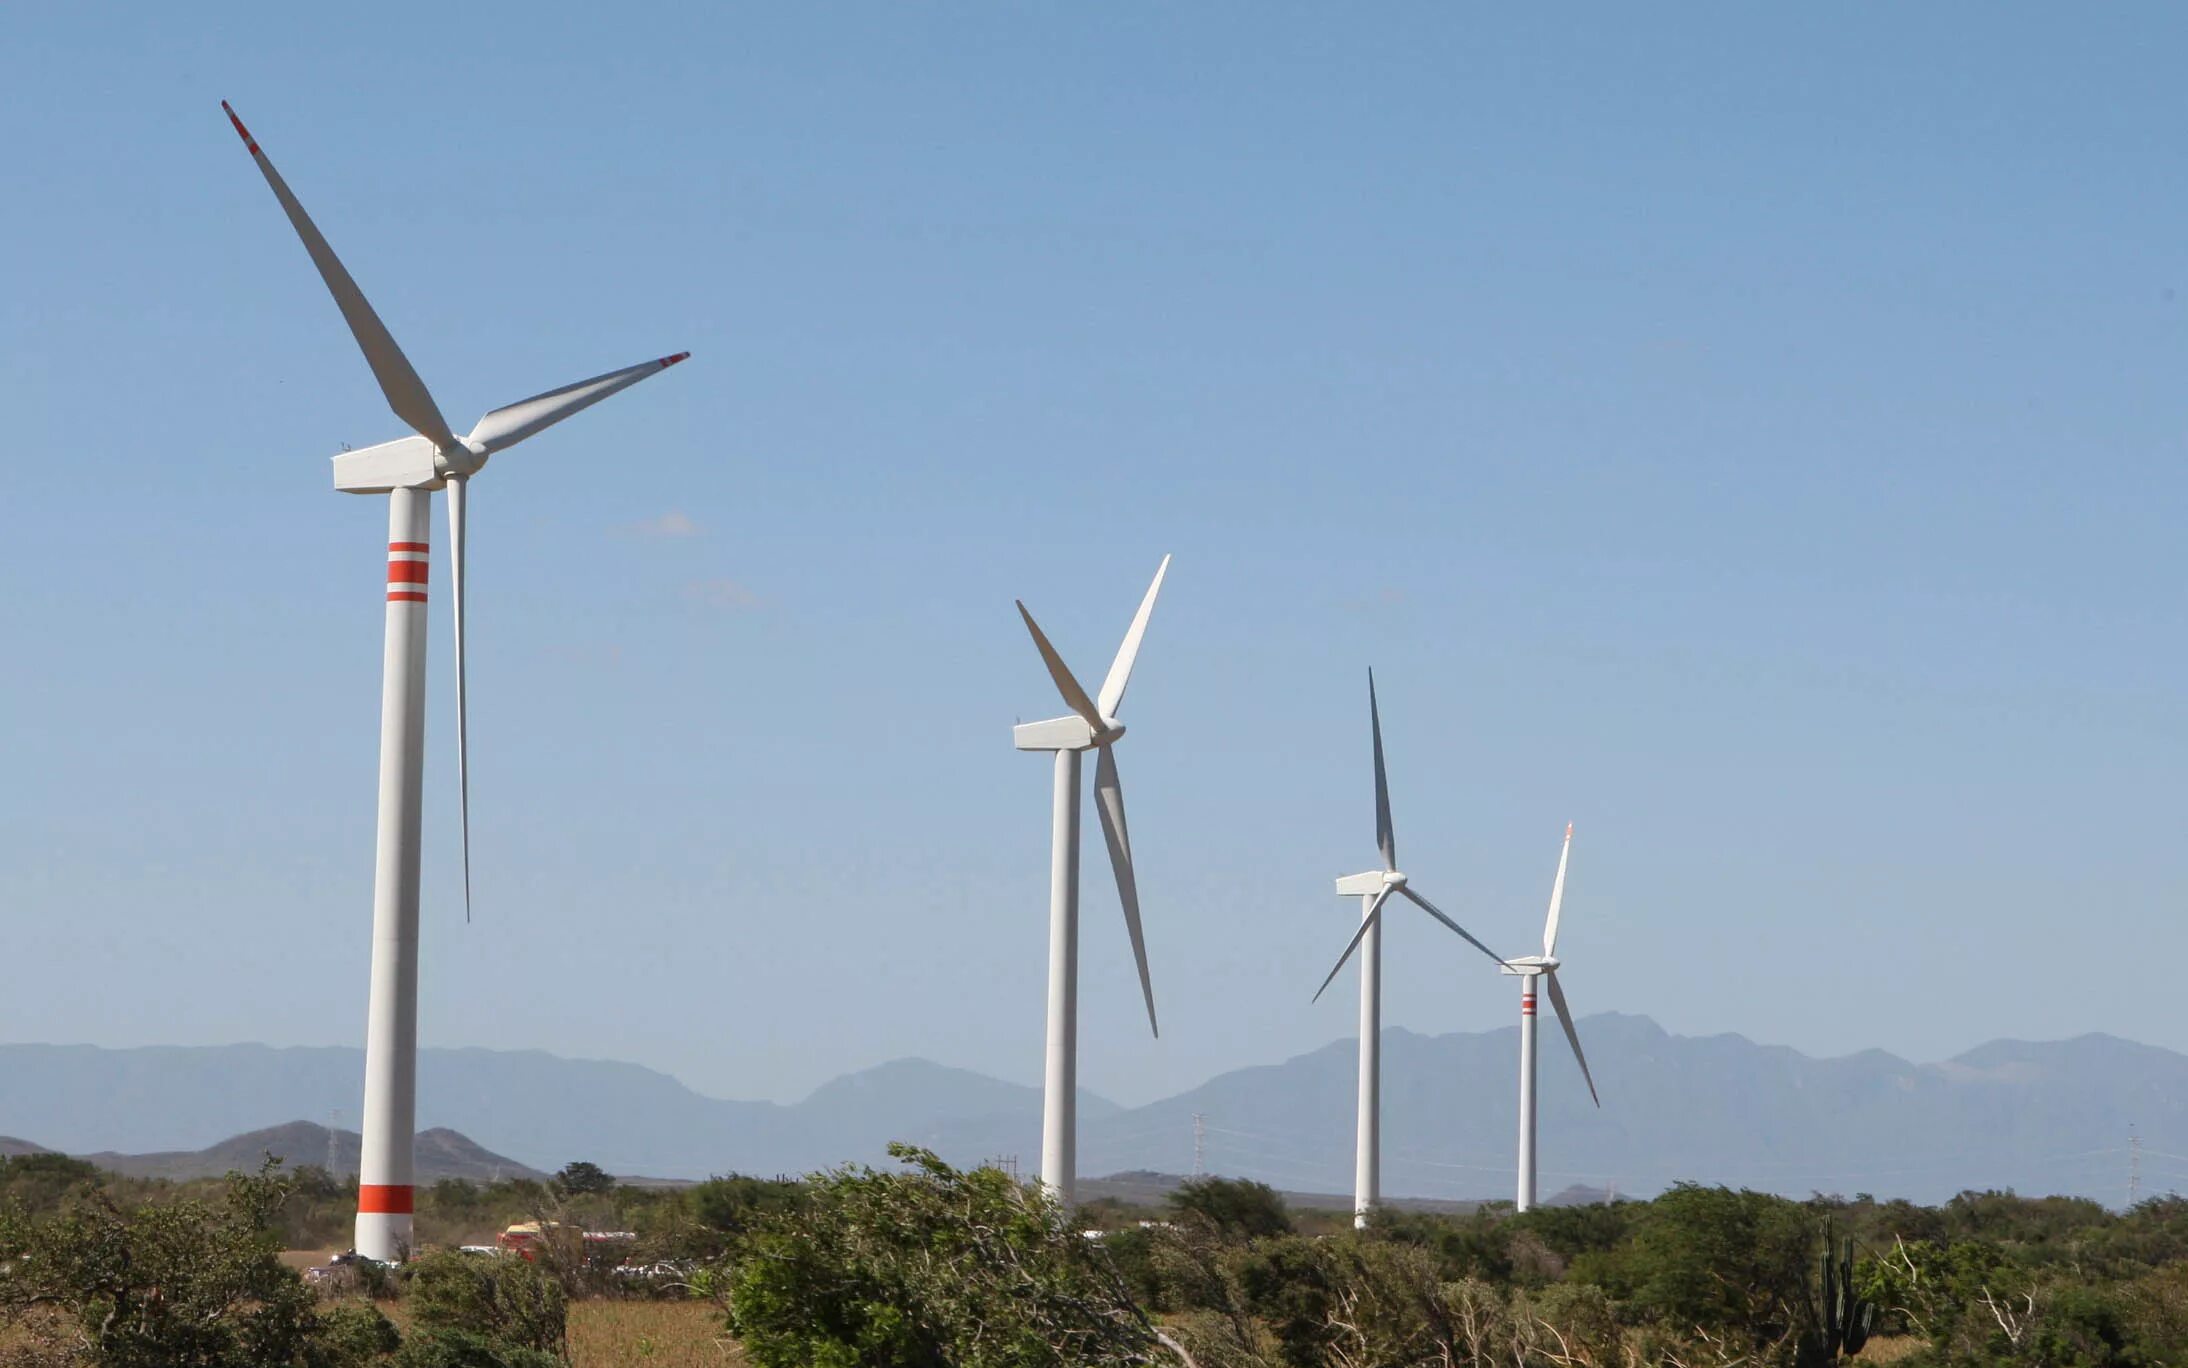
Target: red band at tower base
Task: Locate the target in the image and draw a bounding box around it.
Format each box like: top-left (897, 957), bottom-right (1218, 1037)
top-left (358, 1184), bottom-right (415, 1215)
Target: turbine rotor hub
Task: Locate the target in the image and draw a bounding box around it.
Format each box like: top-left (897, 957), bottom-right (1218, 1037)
top-left (435, 441), bottom-right (489, 479)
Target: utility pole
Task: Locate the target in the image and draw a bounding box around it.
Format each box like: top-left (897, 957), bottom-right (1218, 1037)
top-left (1192, 1113), bottom-right (1206, 1177)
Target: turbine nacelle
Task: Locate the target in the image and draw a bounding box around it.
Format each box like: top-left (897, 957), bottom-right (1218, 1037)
top-left (333, 435), bottom-right (442, 494)
top-left (330, 437), bottom-right (492, 494)
top-left (1334, 869), bottom-right (1406, 897)
top-left (1500, 954), bottom-right (1559, 976)
top-left (1011, 714), bottom-right (1125, 752)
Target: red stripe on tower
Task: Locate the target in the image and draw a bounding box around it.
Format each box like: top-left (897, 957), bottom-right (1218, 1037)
top-left (1521, 995), bottom-right (1537, 1015)
top-left (389, 542), bottom-right (430, 553)
top-left (357, 1185), bottom-right (414, 1215)
top-left (387, 561), bottom-right (428, 585)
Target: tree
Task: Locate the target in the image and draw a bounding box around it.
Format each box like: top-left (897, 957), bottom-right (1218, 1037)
top-left (1586, 1183), bottom-right (1818, 1355)
top-left (1167, 1178), bottom-right (1293, 1241)
top-left (689, 1174), bottom-right (801, 1236)
top-left (723, 1145), bottom-right (1178, 1368)
top-left (549, 1161), bottom-right (613, 1197)
top-left (0, 1153), bottom-right (102, 1216)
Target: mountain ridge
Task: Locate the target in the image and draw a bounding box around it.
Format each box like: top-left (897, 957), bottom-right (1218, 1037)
top-left (4, 1018), bottom-right (2179, 1204)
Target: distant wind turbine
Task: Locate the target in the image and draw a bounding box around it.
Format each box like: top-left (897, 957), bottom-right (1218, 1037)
top-left (1504, 823), bottom-right (1599, 1211)
top-left (1012, 557), bottom-right (1171, 1205)
top-left (222, 103), bottom-right (688, 1261)
top-left (1313, 672), bottom-right (1507, 1228)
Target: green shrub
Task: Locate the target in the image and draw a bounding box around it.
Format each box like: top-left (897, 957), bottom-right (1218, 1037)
top-left (724, 1145), bottom-right (1158, 1368)
top-left (0, 1164), bottom-right (322, 1368)
top-left (401, 1250), bottom-right (566, 1361)
top-left (315, 1300), bottom-right (401, 1367)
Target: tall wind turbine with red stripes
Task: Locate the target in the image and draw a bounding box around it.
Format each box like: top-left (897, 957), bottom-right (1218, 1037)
top-left (222, 103), bottom-right (689, 1262)
top-left (1503, 823), bottom-right (1600, 1212)
top-left (1311, 672), bottom-right (1509, 1228)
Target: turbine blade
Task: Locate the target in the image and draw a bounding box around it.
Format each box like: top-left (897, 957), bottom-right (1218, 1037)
top-left (1543, 822), bottom-right (1573, 957)
top-left (1395, 885), bottom-right (1507, 968)
top-left (1016, 602), bottom-right (1105, 732)
top-left (1311, 885), bottom-right (1395, 1004)
top-left (1096, 555), bottom-right (1171, 719)
top-left (1369, 670), bottom-right (1395, 871)
top-left (1093, 745), bottom-right (1157, 1037)
top-left (220, 103), bottom-right (457, 452)
top-left (448, 476), bottom-right (472, 923)
top-left (1544, 969), bottom-right (1599, 1106)
top-left (466, 353), bottom-right (691, 455)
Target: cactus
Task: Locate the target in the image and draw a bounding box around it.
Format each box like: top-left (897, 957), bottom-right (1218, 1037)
top-left (1802, 1217), bottom-right (1876, 1363)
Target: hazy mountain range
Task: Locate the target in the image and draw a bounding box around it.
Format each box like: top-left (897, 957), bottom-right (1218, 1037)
top-left (3, 1016), bottom-right (2179, 1205)
top-left (64, 1122), bottom-right (542, 1184)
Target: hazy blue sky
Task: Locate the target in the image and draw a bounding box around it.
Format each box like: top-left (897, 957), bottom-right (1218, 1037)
top-left (2, 5), bottom-right (2184, 1111)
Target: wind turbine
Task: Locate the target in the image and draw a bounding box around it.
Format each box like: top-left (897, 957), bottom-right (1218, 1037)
top-left (222, 104), bottom-right (688, 1261)
top-left (1312, 671), bottom-right (1506, 1228)
top-left (1504, 823), bottom-right (1599, 1212)
top-left (1012, 556), bottom-right (1170, 1205)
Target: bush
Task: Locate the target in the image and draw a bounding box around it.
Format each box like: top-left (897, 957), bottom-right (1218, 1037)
top-left (400, 1250), bottom-right (566, 1362)
top-left (0, 1164), bottom-right (324, 1368)
top-left (316, 1301), bottom-right (401, 1367)
top-left (724, 1144), bottom-right (1163, 1368)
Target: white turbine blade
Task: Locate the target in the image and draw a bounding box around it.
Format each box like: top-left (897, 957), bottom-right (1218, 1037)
top-left (1093, 744), bottom-right (1157, 1037)
top-left (448, 476), bottom-right (472, 924)
top-left (1369, 670), bottom-right (1395, 872)
top-left (1543, 822), bottom-right (1573, 957)
top-left (466, 353), bottom-right (691, 455)
top-left (1543, 968), bottom-right (1599, 1106)
top-left (1015, 602), bottom-right (1105, 732)
top-left (1311, 885), bottom-right (1395, 1004)
top-left (1096, 555), bottom-right (1171, 719)
top-left (220, 103), bottom-right (457, 452)
top-left (1395, 885), bottom-right (1507, 968)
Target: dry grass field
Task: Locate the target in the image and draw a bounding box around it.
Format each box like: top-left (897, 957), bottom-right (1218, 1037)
top-left (0, 1299), bottom-right (740, 1367)
top-left (1854, 1334), bottom-right (1929, 1363)
top-left (569, 1299), bottom-right (741, 1367)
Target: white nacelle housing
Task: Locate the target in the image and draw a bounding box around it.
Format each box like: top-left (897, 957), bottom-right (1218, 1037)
top-left (333, 435), bottom-right (442, 494)
top-left (1013, 714), bottom-right (1100, 752)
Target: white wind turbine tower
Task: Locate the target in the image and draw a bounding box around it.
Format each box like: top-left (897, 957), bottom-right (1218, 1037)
top-left (1505, 823), bottom-right (1599, 1212)
top-left (223, 104), bottom-right (688, 1261)
top-left (1313, 672), bottom-right (1507, 1228)
top-left (1012, 557), bottom-right (1171, 1206)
